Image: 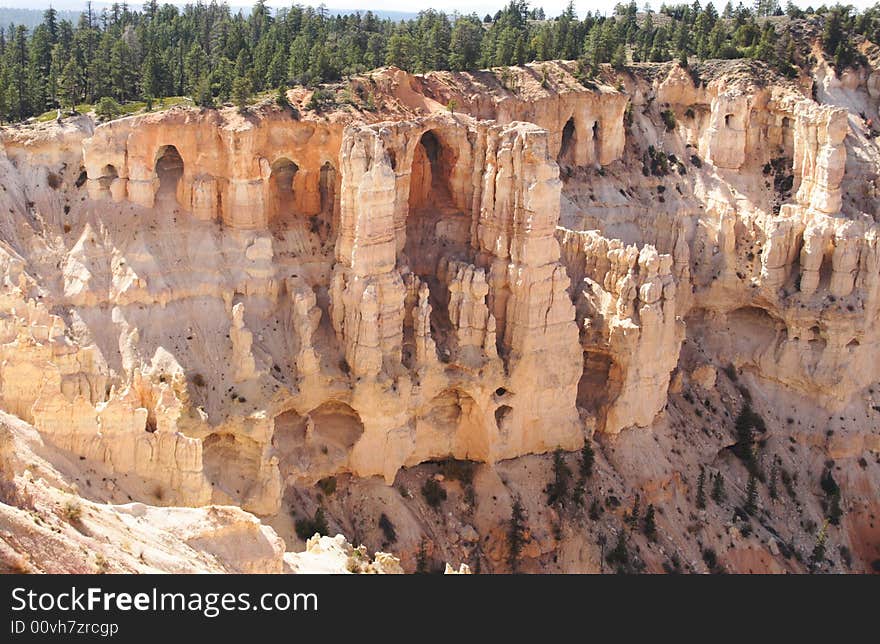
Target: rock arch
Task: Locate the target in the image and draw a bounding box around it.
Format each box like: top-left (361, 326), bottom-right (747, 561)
top-left (727, 306), bottom-right (781, 353)
top-left (155, 145), bottom-right (184, 203)
top-left (270, 401), bottom-right (365, 484)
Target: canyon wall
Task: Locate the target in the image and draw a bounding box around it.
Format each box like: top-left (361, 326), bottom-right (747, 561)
top-left (1, 59), bottom-right (879, 528)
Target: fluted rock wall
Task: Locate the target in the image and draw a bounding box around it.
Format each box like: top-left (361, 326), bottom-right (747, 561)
top-left (2, 58), bottom-right (879, 524)
top-left (558, 229), bottom-right (684, 434)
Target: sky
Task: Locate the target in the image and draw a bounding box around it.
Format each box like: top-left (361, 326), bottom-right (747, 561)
top-left (1, 0), bottom-right (878, 19)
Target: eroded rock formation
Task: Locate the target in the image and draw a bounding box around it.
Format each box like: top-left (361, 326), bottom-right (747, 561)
top-left (2, 58), bottom-right (879, 574)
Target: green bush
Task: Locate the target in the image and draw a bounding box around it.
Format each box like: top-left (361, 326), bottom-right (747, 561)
top-left (508, 499), bottom-right (526, 572)
top-left (378, 513), bottom-right (397, 544)
top-left (545, 449), bottom-right (572, 507)
top-left (294, 507), bottom-right (329, 540)
top-left (421, 478), bottom-right (447, 508)
top-left (94, 97), bottom-right (122, 122)
top-left (661, 108), bottom-right (676, 131)
top-left (317, 476), bottom-right (337, 496)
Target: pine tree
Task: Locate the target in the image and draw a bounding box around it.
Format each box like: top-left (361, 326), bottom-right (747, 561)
top-left (711, 472), bottom-right (726, 503)
top-left (415, 538), bottom-right (429, 574)
top-left (643, 504), bottom-right (657, 540)
top-left (580, 441), bottom-right (595, 479)
top-left (546, 449), bottom-right (572, 507)
top-left (696, 467), bottom-right (707, 509)
top-left (58, 58), bottom-right (80, 110)
top-left (744, 472), bottom-right (758, 514)
top-left (508, 499), bottom-right (526, 573)
top-left (769, 460), bottom-right (779, 500)
top-left (627, 494), bottom-right (641, 528)
top-left (232, 74), bottom-right (253, 112)
top-left (194, 76), bottom-right (214, 108)
top-left (809, 521), bottom-right (828, 571)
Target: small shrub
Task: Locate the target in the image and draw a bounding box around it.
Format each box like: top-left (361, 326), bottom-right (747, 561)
top-left (580, 441), bottom-right (595, 479)
top-left (294, 507), bottom-right (329, 540)
top-left (62, 501), bottom-right (82, 523)
top-left (94, 97), bottom-right (122, 122)
top-left (307, 88), bottom-right (336, 112)
top-left (95, 553), bottom-right (109, 574)
top-left (696, 467), bottom-right (707, 509)
top-left (437, 459), bottom-right (475, 486)
top-left (661, 108), bottom-right (676, 131)
top-left (545, 449), bottom-right (572, 507)
top-left (416, 538), bottom-right (429, 574)
top-left (508, 499), bottom-right (526, 572)
top-left (643, 504), bottom-right (657, 540)
top-left (421, 478), bottom-right (447, 508)
top-left (317, 477), bottom-right (337, 496)
top-left (378, 513), bottom-right (397, 545)
top-left (711, 472), bottom-right (726, 503)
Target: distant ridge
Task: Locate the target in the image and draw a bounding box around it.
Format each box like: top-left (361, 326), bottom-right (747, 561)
top-left (0, 4), bottom-right (419, 30)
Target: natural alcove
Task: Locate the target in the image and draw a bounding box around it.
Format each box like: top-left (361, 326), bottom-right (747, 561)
top-left (559, 117), bottom-right (576, 167)
top-left (405, 129), bottom-right (470, 359)
top-left (268, 158), bottom-right (299, 224)
top-left (202, 433), bottom-right (262, 500)
top-left (155, 145), bottom-right (184, 203)
top-left (98, 164), bottom-right (118, 194)
top-left (414, 389), bottom-right (488, 461)
top-left (577, 350), bottom-right (619, 413)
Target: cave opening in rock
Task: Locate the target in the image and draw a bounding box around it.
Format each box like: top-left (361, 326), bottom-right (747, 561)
top-left (98, 164), bottom-right (118, 193)
top-left (728, 306), bottom-right (780, 352)
top-left (494, 404), bottom-right (513, 435)
top-left (268, 158), bottom-right (299, 224)
top-left (272, 408), bottom-right (309, 481)
top-left (202, 432), bottom-right (262, 501)
top-left (407, 130), bottom-right (459, 269)
top-left (592, 120), bottom-right (601, 165)
top-left (725, 113), bottom-right (734, 127)
top-left (559, 117), bottom-right (576, 167)
top-left (405, 129), bottom-right (469, 361)
top-left (414, 388), bottom-right (488, 461)
top-left (781, 116), bottom-right (794, 152)
top-left (155, 145), bottom-right (184, 203)
top-left (577, 350), bottom-right (619, 414)
top-left (307, 400), bottom-right (364, 462)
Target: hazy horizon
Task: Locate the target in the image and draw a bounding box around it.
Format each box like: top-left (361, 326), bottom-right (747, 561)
top-left (3, 0), bottom-right (878, 22)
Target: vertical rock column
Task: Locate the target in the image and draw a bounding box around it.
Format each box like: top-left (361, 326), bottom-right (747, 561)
top-left (476, 122), bottom-right (582, 457)
top-left (331, 126), bottom-right (406, 379)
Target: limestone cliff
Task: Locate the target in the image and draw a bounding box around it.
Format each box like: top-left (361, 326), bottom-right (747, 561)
top-left (1, 57), bottom-right (879, 574)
